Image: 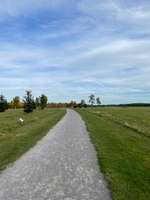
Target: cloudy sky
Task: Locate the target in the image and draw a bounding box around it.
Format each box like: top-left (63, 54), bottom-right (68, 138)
top-left (0, 0), bottom-right (150, 103)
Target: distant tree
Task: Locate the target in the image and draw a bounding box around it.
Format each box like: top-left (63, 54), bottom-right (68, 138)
top-left (89, 94), bottom-right (95, 106)
top-left (71, 101), bottom-right (77, 108)
top-left (35, 97), bottom-right (40, 108)
top-left (23, 91), bottom-right (34, 113)
top-left (40, 94), bottom-right (48, 109)
top-left (96, 97), bottom-right (101, 106)
top-left (81, 99), bottom-right (86, 105)
top-left (32, 99), bottom-right (37, 110)
top-left (12, 96), bottom-right (21, 109)
top-left (47, 102), bottom-right (67, 108)
top-left (0, 95), bottom-right (8, 112)
top-left (80, 99), bottom-right (87, 108)
top-left (66, 101), bottom-right (77, 108)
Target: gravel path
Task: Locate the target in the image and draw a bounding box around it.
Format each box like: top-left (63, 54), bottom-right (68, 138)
top-left (0, 109), bottom-right (111, 200)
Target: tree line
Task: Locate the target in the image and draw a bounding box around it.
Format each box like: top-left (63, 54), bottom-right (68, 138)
top-left (0, 92), bottom-right (101, 113)
top-left (64, 94), bottom-right (101, 108)
top-left (0, 91), bottom-right (48, 113)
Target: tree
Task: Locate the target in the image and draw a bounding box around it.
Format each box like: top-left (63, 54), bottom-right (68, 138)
top-left (35, 97), bottom-right (40, 108)
top-left (12, 96), bottom-right (21, 109)
top-left (40, 94), bottom-right (48, 109)
top-left (81, 99), bottom-right (85, 105)
top-left (32, 99), bottom-right (37, 110)
top-left (0, 95), bottom-right (8, 112)
top-left (80, 99), bottom-right (87, 108)
top-left (89, 94), bottom-right (95, 106)
top-left (96, 97), bottom-right (101, 105)
top-left (23, 91), bottom-right (34, 113)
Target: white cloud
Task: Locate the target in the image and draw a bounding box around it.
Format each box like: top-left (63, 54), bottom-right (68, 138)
top-left (1, 35), bottom-right (150, 103)
top-left (0, 0), bottom-right (150, 103)
top-left (0, 0), bottom-right (69, 17)
top-left (79, 0), bottom-right (150, 24)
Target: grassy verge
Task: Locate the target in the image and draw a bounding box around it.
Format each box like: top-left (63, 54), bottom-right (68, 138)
top-left (0, 108), bottom-right (65, 171)
top-left (77, 108), bottom-right (150, 200)
top-left (88, 107), bottom-right (150, 138)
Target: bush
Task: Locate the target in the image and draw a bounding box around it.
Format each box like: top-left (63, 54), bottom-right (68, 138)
top-left (0, 95), bottom-right (8, 112)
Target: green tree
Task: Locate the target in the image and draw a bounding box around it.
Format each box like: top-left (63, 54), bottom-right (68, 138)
top-left (35, 97), bottom-right (40, 108)
top-left (96, 97), bottom-right (101, 105)
top-left (0, 95), bottom-right (8, 112)
top-left (80, 99), bottom-right (87, 108)
top-left (24, 91), bottom-right (34, 113)
top-left (89, 94), bottom-right (95, 106)
top-left (40, 94), bottom-right (48, 109)
top-left (32, 99), bottom-right (37, 110)
top-left (81, 99), bottom-right (85, 105)
top-left (12, 96), bottom-right (21, 108)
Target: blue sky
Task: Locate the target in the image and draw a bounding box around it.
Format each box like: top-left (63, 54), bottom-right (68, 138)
top-left (0, 0), bottom-right (150, 104)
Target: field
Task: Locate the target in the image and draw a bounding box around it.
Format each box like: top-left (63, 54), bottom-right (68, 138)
top-left (77, 107), bottom-right (150, 200)
top-left (0, 108), bottom-right (65, 171)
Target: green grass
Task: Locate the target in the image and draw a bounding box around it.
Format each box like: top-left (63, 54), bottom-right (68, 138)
top-left (0, 108), bottom-right (65, 171)
top-left (77, 108), bottom-right (150, 200)
top-left (89, 107), bottom-right (150, 138)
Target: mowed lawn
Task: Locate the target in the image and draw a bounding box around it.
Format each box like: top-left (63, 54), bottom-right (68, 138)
top-left (77, 107), bottom-right (150, 200)
top-left (0, 108), bottom-right (65, 171)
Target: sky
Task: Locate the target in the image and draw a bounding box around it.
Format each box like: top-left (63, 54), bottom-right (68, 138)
top-left (0, 0), bottom-right (150, 104)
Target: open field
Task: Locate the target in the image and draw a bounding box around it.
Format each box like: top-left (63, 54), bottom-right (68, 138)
top-left (88, 107), bottom-right (150, 138)
top-left (0, 108), bottom-right (65, 171)
top-left (77, 107), bottom-right (150, 200)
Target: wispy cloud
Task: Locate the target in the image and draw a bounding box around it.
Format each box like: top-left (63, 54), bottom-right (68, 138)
top-left (0, 0), bottom-right (70, 17)
top-left (0, 0), bottom-right (150, 103)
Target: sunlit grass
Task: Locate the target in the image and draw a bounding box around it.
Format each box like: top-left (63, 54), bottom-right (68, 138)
top-left (0, 108), bottom-right (65, 171)
top-left (77, 108), bottom-right (150, 200)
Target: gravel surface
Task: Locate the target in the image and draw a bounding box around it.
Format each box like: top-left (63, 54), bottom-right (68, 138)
top-left (0, 109), bottom-right (111, 200)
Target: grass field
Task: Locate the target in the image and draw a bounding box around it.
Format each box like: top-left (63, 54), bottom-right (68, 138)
top-left (77, 107), bottom-right (150, 200)
top-left (0, 108), bottom-right (65, 171)
top-left (89, 107), bottom-right (150, 138)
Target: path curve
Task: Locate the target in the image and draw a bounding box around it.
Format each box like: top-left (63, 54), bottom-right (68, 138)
top-left (0, 109), bottom-right (111, 200)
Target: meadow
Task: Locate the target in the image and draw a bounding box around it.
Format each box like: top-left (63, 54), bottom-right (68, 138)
top-left (0, 108), bottom-right (65, 171)
top-left (77, 107), bottom-right (150, 200)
